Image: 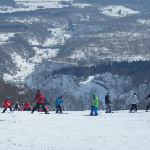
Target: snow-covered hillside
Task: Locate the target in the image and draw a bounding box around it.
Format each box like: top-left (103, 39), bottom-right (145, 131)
top-left (100, 5), bottom-right (139, 18)
top-left (23, 64), bottom-right (133, 109)
top-left (0, 109), bottom-right (150, 150)
top-left (0, 0), bottom-right (73, 13)
top-left (0, 33), bottom-right (14, 45)
top-left (1, 0), bottom-right (150, 110)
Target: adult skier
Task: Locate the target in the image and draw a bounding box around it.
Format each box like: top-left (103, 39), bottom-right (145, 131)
top-left (13, 101), bottom-right (20, 111)
top-left (38, 99), bottom-right (50, 112)
top-left (105, 93), bottom-right (111, 113)
top-left (31, 90), bottom-right (49, 114)
top-left (90, 94), bottom-right (98, 116)
top-left (129, 92), bottom-right (139, 113)
top-left (55, 96), bottom-right (63, 113)
top-left (145, 94), bottom-right (150, 112)
top-left (1, 96), bottom-right (13, 113)
top-left (24, 101), bottom-right (30, 111)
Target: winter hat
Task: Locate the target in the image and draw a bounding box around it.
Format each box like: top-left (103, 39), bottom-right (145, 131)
top-left (6, 96), bottom-right (10, 99)
top-left (37, 90), bottom-right (40, 93)
top-left (134, 92), bottom-right (137, 95)
top-left (107, 93), bottom-right (110, 95)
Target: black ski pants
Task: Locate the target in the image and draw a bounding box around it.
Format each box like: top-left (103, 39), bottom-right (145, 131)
top-left (146, 103), bottom-right (150, 111)
top-left (24, 108), bottom-right (29, 111)
top-left (130, 104), bottom-right (137, 111)
top-left (32, 103), bottom-right (47, 113)
top-left (56, 105), bottom-right (62, 113)
top-left (3, 106), bottom-right (12, 112)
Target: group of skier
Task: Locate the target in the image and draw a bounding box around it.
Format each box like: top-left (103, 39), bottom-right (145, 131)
top-left (128, 92), bottom-right (150, 113)
top-left (2, 98), bottom-right (31, 113)
top-left (1, 89), bottom-right (150, 115)
top-left (1, 90), bottom-right (63, 114)
top-left (89, 92), bottom-right (150, 116)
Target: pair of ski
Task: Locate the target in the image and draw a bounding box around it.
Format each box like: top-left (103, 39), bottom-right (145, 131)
top-left (85, 112), bottom-right (118, 116)
top-left (38, 112), bottom-right (69, 114)
top-left (84, 114), bottom-right (100, 116)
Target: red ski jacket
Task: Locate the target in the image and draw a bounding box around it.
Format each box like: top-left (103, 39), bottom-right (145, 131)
top-left (24, 102), bottom-right (30, 108)
top-left (33, 92), bottom-right (44, 103)
top-left (3, 99), bottom-right (11, 108)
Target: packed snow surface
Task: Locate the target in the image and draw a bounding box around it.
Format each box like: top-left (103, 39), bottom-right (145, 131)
top-left (0, 109), bottom-right (150, 150)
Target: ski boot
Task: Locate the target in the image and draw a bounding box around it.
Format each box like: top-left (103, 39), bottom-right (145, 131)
top-left (89, 113), bottom-right (93, 116)
top-left (45, 112), bottom-right (49, 114)
top-left (129, 110), bottom-right (133, 113)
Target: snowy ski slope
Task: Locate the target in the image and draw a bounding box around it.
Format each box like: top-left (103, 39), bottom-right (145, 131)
top-left (0, 109), bottom-right (150, 150)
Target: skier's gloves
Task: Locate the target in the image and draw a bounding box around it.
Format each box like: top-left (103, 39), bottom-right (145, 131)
top-left (11, 103), bottom-right (13, 105)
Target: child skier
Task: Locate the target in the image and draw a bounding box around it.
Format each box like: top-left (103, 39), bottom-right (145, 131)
top-left (145, 94), bottom-right (150, 112)
top-left (24, 101), bottom-right (30, 111)
top-left (55, 96), bottom-right (63, 113)
top-left (13, 101), bottom-right (19, 111)
top-left (31, 90), bottom-right (49, 114)
top-left (1, 96), bottom-right (13, 113)
top-left (21, 101), bottom-right (25, 111)
top-left (90, 94), bottom-right (98, 116)
top-left (38, 99), bottom-right (50, 112)
top-left (129, 92), bottom-right (139, 113)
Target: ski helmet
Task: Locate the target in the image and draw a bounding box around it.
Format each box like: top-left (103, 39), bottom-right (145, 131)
top-left (6, 96), bottom-right (10, 99)
top-left (92, 94), bottom-right (95, 98)
top-left (134, 92), bottom-right (137, 95)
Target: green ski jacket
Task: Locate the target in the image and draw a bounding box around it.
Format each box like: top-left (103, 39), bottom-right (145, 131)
top-left (92, 97), bottom-right (98, 108)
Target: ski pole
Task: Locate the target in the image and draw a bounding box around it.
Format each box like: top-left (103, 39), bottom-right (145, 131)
top-left (7, 110), bottom-right (15, 118)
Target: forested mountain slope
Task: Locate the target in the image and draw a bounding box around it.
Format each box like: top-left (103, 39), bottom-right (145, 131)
top-left (0, 0), bottom-right (150, 110)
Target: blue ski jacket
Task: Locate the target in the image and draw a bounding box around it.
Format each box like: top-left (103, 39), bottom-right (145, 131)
top-left (55, 97), bottom-right (63, 105)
